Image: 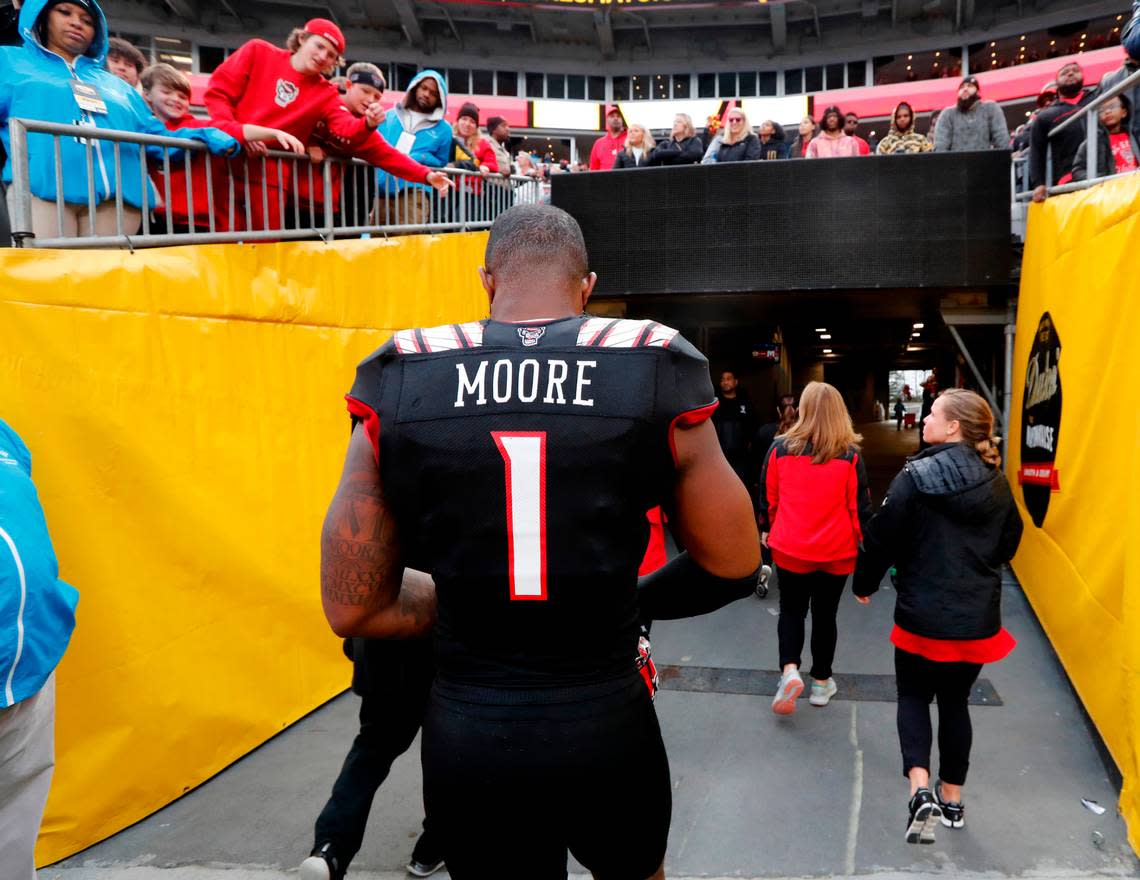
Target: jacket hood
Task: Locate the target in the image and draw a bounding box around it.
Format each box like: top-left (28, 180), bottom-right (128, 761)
top-left (403, 69), bottom-right (448, 118)
top-left (21, 0), bottom-right (108, 64)
top-left (905, 442), bottom-right (1010, 520)
top-left (887, 102), bottom-right (916, 137)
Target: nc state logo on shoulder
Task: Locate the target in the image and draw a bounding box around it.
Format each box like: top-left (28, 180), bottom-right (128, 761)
top-left (517, 326), bottom-right (546, 347)
top-left (274, 79), bottom-right (300, 108)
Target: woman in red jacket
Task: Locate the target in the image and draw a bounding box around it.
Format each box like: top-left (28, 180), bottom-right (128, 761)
top-left (759, 381), bottom-right (871, 715)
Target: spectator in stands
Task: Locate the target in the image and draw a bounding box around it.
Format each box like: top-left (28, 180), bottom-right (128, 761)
top-left (876, 102), bottom-right (933, 154)
top-left (1029, 62), bottom-right (1097, 201)
top-left (647, 113), bottom-right (705, 165)
top-left (702, 109), bottom-right (762, 163)
top-left (105, 35), bottom-right (145, 88)
top-left (1098, 31), bottom-right (1140, 161)
top-left (806, 106), bottom-right (860, 158)
top-left (298, 62), bottom-right (449, 230)
top-left (589, 106), bottom-right (626, 170)
top-left (612, 123), bottom-right (654, 168)
top-left (854, 389), bottom-right (1022, 845)
top-left (926, 109), bottom-right (941, 146)
top-left (486, 115), bottom-right (512, 176)
top-left (757, 120), bottom-right (788, 160)
top-left (1013, 85), bottom-right (1057, 154)
top-left (760, 381), bottom-right (871, 716)
top-left (843, 111), bottom-right (871, 155)
top-left (0, 0), bottom-right (20, 45)
top-left (700, 113), bottom-right (722, 150)
top-left (0, 0), bottom-right (240, 239)
top-left (0, 418), bottom-right (80, 880)
top-left (1072, 95), bottom-right (1139, 181)
top-left (446, 102), bottom-right (497, 223)
top-left (934, 76), bottom-right (1009, 152)
top-left (373, 69), bottom-right (452, 225)
top-left (204, 19), bottom-right (387, 232)
top-left (787, 114), bottom-right (816, 159)
top-left (142, 63), bottom-right (291, 233)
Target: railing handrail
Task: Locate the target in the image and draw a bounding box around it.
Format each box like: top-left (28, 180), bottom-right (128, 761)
top-left (1048, 65), bottom-right (1140, 140)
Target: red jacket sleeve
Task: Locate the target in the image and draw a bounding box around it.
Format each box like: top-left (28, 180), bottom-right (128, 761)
top-left (477, 138), bottom-right (498, 173)
top-left (203, 40), bottom-right (257, 140)
top-left (323, 95), bottom-right (371, 150)
top-left (351, 132), bottom-right (431, 183)
top-left (589, 138), bottom-right (604, 170)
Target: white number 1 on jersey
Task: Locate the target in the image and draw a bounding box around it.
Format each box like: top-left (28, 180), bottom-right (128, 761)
top-left (492, 431), bottom-right (548, 600)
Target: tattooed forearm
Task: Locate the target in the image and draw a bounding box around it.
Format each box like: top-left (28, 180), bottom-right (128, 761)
top-left (320, 474), bottom-right (402, 609)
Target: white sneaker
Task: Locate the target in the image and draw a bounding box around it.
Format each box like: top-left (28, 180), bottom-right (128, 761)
top-left (809, 678), bottom-right (838, 706)
top-left (756, 564), bottom-right (772, 599)
top-left (772, 668), bottom-right (804, 715)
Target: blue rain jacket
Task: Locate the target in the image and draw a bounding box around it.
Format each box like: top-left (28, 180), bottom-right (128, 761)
top-left (375, 69), bottom-right (452, 196)
top-left (0, 419), bottom-right (78, 709)
top-left (0, 0), bottom-right (238, 210)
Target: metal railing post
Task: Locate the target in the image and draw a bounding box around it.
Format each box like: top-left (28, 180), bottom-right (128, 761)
top-left (8, 119), bottom-right (35, 245)
top-left (1085, 109), bottom-right (1097, 185)
top-left (322, 158), bottom-right (335, 240)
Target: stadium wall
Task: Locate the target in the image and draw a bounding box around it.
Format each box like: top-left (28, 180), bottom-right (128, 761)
top-left (0, 234), bottom-right (491, 865)
top-left (1007, 173), bottom-right (1140, 855)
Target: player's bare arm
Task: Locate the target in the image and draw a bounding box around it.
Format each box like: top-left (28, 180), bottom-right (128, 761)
top-left (320, 424), bottom-right (437, 638)
top-left (670, 419), bottom-right (760, 577)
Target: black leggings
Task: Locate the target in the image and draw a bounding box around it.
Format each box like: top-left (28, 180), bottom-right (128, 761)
top-left (895, 647), bottom-right (982, 785)
top-left (776, 568), bottom-right (847, 680)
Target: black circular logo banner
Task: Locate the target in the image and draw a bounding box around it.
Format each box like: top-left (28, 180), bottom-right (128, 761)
top-left (1018, 312), bottom-right (1062, 528)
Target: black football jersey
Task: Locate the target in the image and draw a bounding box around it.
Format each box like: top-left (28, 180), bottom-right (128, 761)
top-left (347, 314), bottom-right (716, 689)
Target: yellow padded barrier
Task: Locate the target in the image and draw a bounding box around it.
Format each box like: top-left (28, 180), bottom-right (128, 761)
top-left (1008, 174), bottom-right (1140, 854)
top-left (0, 234), bottom-right (490, 865)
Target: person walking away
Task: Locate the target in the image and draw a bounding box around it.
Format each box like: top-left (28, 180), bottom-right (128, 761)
top-left (759, 381), bottom-right (871, 715)
top-left (0, 419), bottom-right (79, 880)
top-left (853, 389), bottom-right (1022, 844)
top-left (918, 373), bottom-right (937, 451)
top-left (894, 397), bottom-right (905, 431)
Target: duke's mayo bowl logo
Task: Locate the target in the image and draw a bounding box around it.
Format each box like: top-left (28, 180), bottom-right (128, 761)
top-left (1018, 312), bottom-right (1061, 527)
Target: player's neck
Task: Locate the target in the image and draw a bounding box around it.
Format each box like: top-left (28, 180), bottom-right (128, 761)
top-left (490, 289), bottom-right (581, 324)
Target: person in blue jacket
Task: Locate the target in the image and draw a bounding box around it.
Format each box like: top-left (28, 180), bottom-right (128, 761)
top-left (374, 69), bottom-right (451, 226)
top-left (0, 418), bottom-right (79, 880)
top-left (0, 0), bottom-right (239, 241)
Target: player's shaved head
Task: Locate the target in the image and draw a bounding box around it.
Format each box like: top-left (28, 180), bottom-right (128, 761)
top-left (485, 205), bottom-right (590, 285)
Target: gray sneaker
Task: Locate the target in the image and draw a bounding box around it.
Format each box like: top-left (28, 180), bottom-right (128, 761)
top-left (809, 678), bottom-right (838, 707)
top-left (771, 668), bottom-right (804, 715)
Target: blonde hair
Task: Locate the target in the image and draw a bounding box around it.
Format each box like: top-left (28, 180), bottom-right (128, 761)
top-left (780, 381), bottom-right (861, 464)
top-left (723, 109), bottom-right (753, 145)
top-left (673, 113), bottom-right (696, 139)
top-left (285, 28), bottom-right (343, 70)
top-left (937, 388), bottom-right (1001, 467)
top-left (624, 124), bottom-right (656, 155)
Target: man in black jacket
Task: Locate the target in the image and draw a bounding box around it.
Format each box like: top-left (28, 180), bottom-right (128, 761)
top-left (1030, 61), bottom-right (1098, 202)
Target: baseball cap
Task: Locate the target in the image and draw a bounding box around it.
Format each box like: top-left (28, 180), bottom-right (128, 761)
top-left (305, 18), bottom-right (345, 56)
top-left (1036, 81), bottom-right (1057, 107)
top-left (605, 104), bottom-right (623, 117)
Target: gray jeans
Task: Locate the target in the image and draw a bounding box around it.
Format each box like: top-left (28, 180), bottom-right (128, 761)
top-left (0, 673), bottom-right (56, 880)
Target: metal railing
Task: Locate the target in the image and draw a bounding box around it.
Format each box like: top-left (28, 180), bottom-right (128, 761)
top-left (5, 118), bottom-right (542, 249)
top-left (1012, 65), bottom-right (1140, 203)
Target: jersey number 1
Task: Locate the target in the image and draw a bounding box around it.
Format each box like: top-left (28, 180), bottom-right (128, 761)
top-left (493, 431), bottom-right (548, 600)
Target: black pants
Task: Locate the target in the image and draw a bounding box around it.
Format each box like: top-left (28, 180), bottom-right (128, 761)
top-left (776, 568), bottom-right (847, 680)
top-left (422, 675), bottom-right (670, 880)
top-left (895, 647), bottom-right (982, 785)
top-left (313, 638), bottom-right (436, 867)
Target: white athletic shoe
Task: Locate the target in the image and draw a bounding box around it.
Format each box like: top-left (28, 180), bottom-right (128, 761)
top-left (809, 678), bottom-right (838, 707)
top-left (772, 668), bottom-right (804, 715)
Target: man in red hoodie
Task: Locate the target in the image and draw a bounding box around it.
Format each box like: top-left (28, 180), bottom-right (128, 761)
top-left (588, 106), bottom-right (627, 170)
top-left (204, 19), bottom-right (448, 232)
top-left (141, 63), bottom-right (303, 233)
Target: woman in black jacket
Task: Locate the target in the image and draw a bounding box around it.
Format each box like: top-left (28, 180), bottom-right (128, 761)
top-left (704, 109), bottom-right (763, 163)
top-left (612, 123), bottom-right (655, 169)
top-left (854, 389), bottom-right (1023, 846)
top-left (646, 113), bottom-right (704, 165)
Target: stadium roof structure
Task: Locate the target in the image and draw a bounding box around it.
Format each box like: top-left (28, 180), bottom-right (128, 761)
top-left (105, 0), bottom-right (1128, 71)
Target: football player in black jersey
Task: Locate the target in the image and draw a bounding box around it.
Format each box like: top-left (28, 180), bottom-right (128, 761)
top-left (320, 205), bottom-right (759, 879)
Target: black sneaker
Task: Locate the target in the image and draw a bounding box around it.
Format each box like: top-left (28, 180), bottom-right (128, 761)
top-left (300, 842), bottom-right (345, 880)
top-left (905, 787), bottom-right (942, 845)
top-left (407, 831), bottom-right (445, 877)
top-left (935, 780), bottom-right (965, 829)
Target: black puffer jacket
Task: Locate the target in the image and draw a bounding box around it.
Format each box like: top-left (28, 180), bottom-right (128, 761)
top-left (853, 442), bottom-right (1023, 640)
top-left (646, 135), bottom-right (704, 166)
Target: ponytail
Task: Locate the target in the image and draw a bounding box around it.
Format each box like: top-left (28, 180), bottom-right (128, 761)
top-left (939, 388), bottom-right (1002, 469)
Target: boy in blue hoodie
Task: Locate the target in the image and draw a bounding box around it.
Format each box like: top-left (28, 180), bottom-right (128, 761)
top-left (0, 418), bottom-right (78, 880)
top-left (374, 69), bottom-right (451, 226)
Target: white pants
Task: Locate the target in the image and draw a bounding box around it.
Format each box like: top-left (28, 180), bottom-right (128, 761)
top-left (6, 189), bottom-right (140, 240)
top-left (0, 674), bottom-right (56, 880)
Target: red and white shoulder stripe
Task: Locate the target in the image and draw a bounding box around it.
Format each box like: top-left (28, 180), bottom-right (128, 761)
top-left (576, 318), bottom-right (679, 349)
top-left (391, 321), bottom-right (485, 354)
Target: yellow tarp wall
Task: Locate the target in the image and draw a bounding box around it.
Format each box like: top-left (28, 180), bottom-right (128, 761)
top-left (1008, 174), bottom-right (1140, 854)
top-left (0, 233), bottom-right (490, 865)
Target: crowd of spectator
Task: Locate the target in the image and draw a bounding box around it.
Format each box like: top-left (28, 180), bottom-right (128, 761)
top-left (1, 0), bottom-right (1139, 241)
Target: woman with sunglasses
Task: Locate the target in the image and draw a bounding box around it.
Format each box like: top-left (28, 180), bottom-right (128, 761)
top-left (702, 110), bottom-right (763, 163)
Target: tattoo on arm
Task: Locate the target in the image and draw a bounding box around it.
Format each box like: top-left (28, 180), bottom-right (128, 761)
top-left (321, 471), bottom-right (402, 608)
